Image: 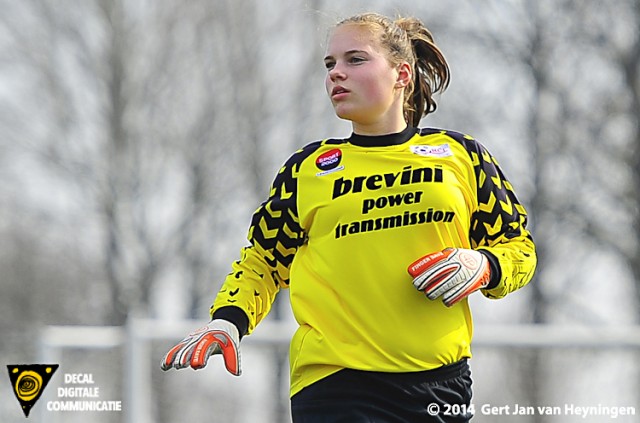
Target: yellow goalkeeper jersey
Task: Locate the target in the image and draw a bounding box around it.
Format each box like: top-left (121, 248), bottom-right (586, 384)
top-left (211, 126), bottom-right (536, 396)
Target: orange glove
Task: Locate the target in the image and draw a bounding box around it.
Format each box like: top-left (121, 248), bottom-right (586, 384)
top-left (161, 319), bottom-right (241, 376)
top-left (408, 248), bottom-right (491, 307)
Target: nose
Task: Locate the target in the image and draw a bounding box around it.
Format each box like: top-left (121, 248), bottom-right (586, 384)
top-left (328, 64), bottom-right (346, 82)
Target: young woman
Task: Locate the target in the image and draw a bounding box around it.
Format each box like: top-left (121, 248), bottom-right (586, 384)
top-left (162, 12), bottom-right (536, 422)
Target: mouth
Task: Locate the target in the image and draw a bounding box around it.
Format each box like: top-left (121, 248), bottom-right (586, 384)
top-left (331, 86), bottom-right (349, 98)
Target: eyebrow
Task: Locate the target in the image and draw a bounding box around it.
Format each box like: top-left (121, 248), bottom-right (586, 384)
top-left (323, 49), bottom-right (369, 62)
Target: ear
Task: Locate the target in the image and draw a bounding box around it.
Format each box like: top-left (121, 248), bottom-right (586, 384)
top-left (395, 62), bottom-right (412, 89)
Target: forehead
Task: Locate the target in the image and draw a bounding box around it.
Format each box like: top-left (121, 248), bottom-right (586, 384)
top-left (325, 24), bottom-right (382, 55)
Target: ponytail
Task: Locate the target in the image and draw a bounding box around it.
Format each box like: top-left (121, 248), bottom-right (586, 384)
top-left (396, 17), bottom-right (450, 126)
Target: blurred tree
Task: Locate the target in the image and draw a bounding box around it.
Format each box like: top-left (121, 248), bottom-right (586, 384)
top-left (0, 0), bottom-right (311, 328)
top-left (572, 0), bottom-right (640, 315)
top-left (2, 0), bottom-right (639, 422)
top-left (429, 0), bottom-right (640, 420)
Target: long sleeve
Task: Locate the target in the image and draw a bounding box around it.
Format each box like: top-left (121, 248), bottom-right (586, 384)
top-left (460, 135), bottom-right (537, 299)
top-left (210, 145), bottom-right (314, 333)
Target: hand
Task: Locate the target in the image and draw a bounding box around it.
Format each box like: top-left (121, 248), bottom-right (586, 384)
top-left (161, 319), bottom-right (241, 376)
top-left (408, 248), bottom-right (491, 307)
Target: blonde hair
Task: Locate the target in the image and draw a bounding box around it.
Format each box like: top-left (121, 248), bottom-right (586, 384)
top-left (335, 13), bottom-right (450, 126)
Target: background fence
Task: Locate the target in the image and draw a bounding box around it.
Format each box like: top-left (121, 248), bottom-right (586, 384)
top-left (25, 318), bottom-right (640, 423)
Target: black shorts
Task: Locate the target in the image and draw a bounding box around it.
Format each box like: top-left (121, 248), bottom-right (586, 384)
top-left (290, 360), bottom-right (473, 423)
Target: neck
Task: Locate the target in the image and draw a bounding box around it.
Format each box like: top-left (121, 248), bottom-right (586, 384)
top-left (351, 113), bottom-right (408, 136)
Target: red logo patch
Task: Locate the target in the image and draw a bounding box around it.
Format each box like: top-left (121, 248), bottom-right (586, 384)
top-left (316, 149), bottom-right (342, 171)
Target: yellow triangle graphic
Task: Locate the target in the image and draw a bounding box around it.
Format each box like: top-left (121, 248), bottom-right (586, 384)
top-left (7, 364), bottom-right (59, 418)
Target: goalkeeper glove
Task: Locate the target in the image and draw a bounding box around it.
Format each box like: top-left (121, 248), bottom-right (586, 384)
top-left (161, 319), bottom-right (241, 376)
top-left (408, 248), bottom-right (491, 307)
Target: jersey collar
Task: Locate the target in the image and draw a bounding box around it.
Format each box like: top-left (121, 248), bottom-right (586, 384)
top-left (348, 126), bottom-right (418, 147)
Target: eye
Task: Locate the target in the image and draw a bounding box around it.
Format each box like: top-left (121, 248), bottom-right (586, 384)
top-left (348, 56), bottom-right (366, 65)
top-left (324, 60), bottom-right (336, 70)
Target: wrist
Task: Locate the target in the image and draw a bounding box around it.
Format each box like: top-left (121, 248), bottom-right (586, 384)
top-left (211, 306), bottom-right (249, 340)
top-left (478, 250), bottom-right (501, 289)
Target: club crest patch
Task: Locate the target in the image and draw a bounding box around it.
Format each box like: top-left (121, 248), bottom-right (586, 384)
top-left (410, 144), bottom-right (452, 158)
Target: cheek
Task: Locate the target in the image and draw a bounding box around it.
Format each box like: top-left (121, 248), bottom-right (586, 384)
top-left (359, 75), bottom-right (390, 103)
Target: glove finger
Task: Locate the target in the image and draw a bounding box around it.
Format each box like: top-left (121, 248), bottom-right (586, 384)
top-left (190, 333), bottom-right (222, 370)
top-left (218, 334), bottom-right (241, 376)
top-left (442, 272), bottom-right (488, 307)
top-left (426, 278), bottom-right (458, 300)
top-left (443, 293), bottom-right (464, 307)
top-left (423, 264), bottom-right (461, 298)
top-left (175, 338), bottom-right (202, 369)
top-left (174, 325), bottom-right (210, 369)
top-left (413, 265), bottom-right (450, 292)
top-left (161, 341), bottom-right (189, 371)
top-left (412, 273), bottom-right (431, 292)
top-left (191, 332), bottom-right (241, 375)
top-left (442, 285), bottom-right (469, 307)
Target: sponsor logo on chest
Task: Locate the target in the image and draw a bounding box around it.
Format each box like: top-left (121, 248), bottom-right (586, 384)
top-left (332, 165), bottom-right (443, 199)
top-left (315, 148), bottom-right (344, 176)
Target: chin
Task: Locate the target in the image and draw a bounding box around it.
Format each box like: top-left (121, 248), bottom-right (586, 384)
top-left (333, 107), bottom-right (357, 122)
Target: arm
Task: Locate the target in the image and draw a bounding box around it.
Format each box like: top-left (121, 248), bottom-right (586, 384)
top-left (408, 133), bottom-right (536, 306)
top-left (466, 140), bottom-right (537, 299)
top-left (210, 147), bottom-right (309, 334)
top-left (162, 147), bottom-right (309, 373)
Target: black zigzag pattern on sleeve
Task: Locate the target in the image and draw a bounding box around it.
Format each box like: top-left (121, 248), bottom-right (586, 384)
top-left (440, 130), bottom-right (531, 248)
top-left (249, 140), bottom-right (340, 286)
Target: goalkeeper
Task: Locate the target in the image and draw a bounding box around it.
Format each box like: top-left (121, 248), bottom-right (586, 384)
top-left (162, 12), bottom-right (536, 423)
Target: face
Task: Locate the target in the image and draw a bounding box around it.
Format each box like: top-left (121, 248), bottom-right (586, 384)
top-left (324, 24), bottom-right (410, 133)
